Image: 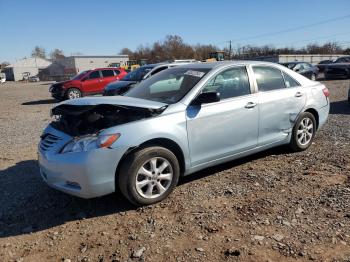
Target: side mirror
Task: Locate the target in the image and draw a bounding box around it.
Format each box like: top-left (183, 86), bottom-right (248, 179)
top-left (294, 68), bottom-right (300, 72)
top-left (81, 77), bottom-right (87, 82)
top-left (192, 92), bottom-right (220, 105)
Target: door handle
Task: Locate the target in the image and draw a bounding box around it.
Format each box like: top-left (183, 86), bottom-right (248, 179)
top-left (245, 102), bottom-right (257, 109)
top-left (295, 92), bottom-right (303, 97)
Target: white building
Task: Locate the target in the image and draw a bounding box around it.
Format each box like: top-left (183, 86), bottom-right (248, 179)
top-left (58, 55), bottom-right (129, 74)
top-left (4, 57), bottom-right (51, 81)
top-left (244, 54), bottom-right (345, 64)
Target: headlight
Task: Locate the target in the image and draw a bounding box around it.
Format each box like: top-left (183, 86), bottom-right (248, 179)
top-left (61, 133), bottom-right (120, 154)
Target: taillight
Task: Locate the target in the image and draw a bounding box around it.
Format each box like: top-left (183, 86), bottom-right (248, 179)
top-left (322, 87), bottom-right (330, 97)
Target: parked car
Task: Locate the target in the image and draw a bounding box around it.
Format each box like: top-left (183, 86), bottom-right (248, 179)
top-left (317, 59), bottom-right (334, 73)
top-left (28, 75), bottom-right (40, 82)
top-left (0, 72), bottom-right (6, 84)
top-left (103, 65), bottom-right (155, 96)
top-left (280, 62), bottom-right (319, 80)
top-left (49, 67), bottom-right (127, 100)
top-left (39, 61), bottom-right (330, 206)
top-left (104, 62), bottom-right (192, 96)
top-left (324, 56), bottom-right (350, 79)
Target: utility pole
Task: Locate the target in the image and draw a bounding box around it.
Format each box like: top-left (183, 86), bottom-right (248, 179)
top-left (229, 40), bottom-right (232, 60)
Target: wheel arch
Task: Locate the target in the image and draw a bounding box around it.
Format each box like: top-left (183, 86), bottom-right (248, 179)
top-left (304, 108), bottom-right (319, 130)
top-left (65, 87), bottom-right (82, 97)
top-left (115, 138), bottom-right (186, 185)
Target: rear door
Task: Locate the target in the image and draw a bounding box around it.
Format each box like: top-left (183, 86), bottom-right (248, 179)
top-left (251, 65), bottom-right (306, 145)
top-left (81, 70), bottom-right (103, 94)
top-left (101, 69), bottom-right (119, 89)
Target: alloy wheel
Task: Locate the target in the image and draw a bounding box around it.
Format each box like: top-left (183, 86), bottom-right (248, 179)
top-left (68, 89), bottom-right (81, 99)
top-left (135, 157), bottom-right (173, 199)
top-left (297, 117), bottom-right (314, 146)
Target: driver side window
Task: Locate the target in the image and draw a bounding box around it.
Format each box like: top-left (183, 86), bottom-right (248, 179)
top-left (89, 71), bottom-right (101, 79)
top-left (202, 67), bottom-right (251, 99)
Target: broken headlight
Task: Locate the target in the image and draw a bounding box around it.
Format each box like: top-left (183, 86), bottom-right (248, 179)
top-left (61, 133), bottom-right (120, 154)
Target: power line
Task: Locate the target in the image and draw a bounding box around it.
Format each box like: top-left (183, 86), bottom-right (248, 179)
top-left (230, 14), bottom-right (350, 42)
top-left (273, 31), bottom-right (350, 47)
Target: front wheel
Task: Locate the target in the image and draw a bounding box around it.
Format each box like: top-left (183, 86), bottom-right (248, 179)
top-left (118, 147), bottom-right (180, 206)
top-left (66, 88), bottom-right (82, 99)
top-left (289, 112), bottom-right (316, 152)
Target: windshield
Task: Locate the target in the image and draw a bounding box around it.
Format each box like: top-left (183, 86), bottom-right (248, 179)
top-left (123, 66), bottom-right (154, 81)
top-left (72, 70), bottom-right (91, 80)
top-left (124, 67), bottom-right (210, 104)
top-left (283, 63), bottom-right (296, 69)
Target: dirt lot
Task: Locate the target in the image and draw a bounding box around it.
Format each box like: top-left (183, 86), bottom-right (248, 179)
top-left (0, 79), bottom-right (349, 262)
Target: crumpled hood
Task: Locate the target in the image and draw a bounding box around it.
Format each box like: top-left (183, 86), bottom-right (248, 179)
top-left (53, 96), bottom-right (168, 111)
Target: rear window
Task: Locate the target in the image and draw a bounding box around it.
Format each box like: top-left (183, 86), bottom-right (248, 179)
top-left (282, 72), bottom-right (300, 88)
top-left (253, 66), bottom-right (286, 92)
top-left (101, 70), bottom-right (115, 77)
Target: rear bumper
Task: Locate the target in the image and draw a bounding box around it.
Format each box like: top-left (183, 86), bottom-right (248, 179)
top-left (317, 102), bottom-right (330, 130)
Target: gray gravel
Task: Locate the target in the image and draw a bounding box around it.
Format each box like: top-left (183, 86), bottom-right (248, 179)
top-left (0, 79), bottom-right (349, 261)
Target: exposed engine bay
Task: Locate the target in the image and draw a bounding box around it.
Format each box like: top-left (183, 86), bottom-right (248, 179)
top-left (50, 104), bottom-right (166, 136)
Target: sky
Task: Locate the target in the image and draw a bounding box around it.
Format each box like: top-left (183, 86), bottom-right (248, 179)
top-left (0, 0), bottom-right (350, 63)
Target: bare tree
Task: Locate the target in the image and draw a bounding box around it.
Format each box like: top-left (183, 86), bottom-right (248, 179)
top-left (50, 49), bottom-right (65, 60)
top-left (31, 46), bottom-right (47, 59)
top-left (1, 61), bottom-right (10, 70)
top-left (119, 48), bottom-right (134, 58)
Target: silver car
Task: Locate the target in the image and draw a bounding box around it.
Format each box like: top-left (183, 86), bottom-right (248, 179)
top-left (38, 61), bottom-right (330, 205)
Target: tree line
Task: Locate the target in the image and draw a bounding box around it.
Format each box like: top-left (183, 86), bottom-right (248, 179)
top-left (2, 35), bottom-right (349, 68)
top-left (120, 35), bottom-right (350, 62)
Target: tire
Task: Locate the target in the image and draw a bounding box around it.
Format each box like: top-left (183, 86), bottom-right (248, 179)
top-left (66, 88), bottom-right (82, 99)
top-left (289, 112), bottom-right (316, 152)
top-left (118, 146), bottom-right (180, 206)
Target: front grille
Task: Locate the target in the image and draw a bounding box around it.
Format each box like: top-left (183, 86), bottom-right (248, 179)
top-left (50, 84), bottom-right (62, 94)
top-left (40, 134), bottom-right (61, 152)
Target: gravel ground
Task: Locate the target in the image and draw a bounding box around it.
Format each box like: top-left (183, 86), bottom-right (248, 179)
top-left (0, 79), bottom-right (349, 262)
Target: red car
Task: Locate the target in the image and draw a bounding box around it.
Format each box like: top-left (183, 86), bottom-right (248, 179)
top-left (49, 68), bottom-right (127, 100)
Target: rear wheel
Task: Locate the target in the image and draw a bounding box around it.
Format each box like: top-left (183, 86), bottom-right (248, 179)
top-left (66, 88), bottom-right (82, 99)
top-left (289, 112), bottom-right (316, 152)
top-left (118, 146), bottom-right (180, 206)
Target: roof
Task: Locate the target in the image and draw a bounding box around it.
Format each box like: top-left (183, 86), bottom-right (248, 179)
top-left (177, 60), bottom-right (278, 69)
top-left (70, 55), bottom-right (129, 58)
top-left (6, 57), bottom-right (51, 68)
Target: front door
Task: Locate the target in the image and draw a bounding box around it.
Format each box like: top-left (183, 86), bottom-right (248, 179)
top-left (186, 66), bottom-right (259, 167)
top-left (82, 70), bottom-right (103, 94)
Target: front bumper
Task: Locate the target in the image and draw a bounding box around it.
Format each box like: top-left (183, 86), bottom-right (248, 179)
top-left (49, 84), bottom-right (65, 99)
top-left (38, 126), bottom-right (125, 198)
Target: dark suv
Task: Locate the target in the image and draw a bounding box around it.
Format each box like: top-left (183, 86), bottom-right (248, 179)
top-left (49, 68), bottom-right (127, 100)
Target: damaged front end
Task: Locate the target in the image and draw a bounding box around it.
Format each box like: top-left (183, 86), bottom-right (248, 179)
top-left (50, 103), bottom-right (167, 137)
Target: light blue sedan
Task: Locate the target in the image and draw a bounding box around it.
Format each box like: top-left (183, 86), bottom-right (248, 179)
top-left (38, 61), bottom-right (330, 205)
